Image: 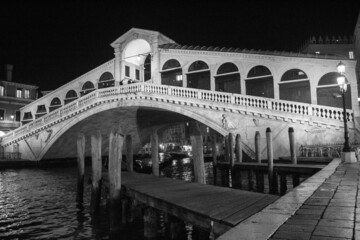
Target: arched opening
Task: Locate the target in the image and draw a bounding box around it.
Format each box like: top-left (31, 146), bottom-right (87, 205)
top-left (187, 61), bottom-right (210, 90)
top-left (22, 111), bottom-right (33, 124)
top-left (215, 62), bottom-right (240, 93)
top-left (80, 81), bottom-right (95, 96)
top-left (98, 72), bottom-right (114, 89)
top-left (49, 97), bottom-right (62, 112)
top-left (317, 72), bottom-right (352, 109)
top-left (64, 90), bottom-right (78, 105)
top-left (161, 59), bottom-right (183, 87)
top-left (246, 65), bottom-right (274, 98)
top-left (279, 69), bottom-right (311, 103)
top-left (122, 39), bottom-right (152, 84)
top-left (35, 105), bottom-right (46, 119)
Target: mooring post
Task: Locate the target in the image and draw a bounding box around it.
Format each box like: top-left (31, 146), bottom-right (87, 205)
top-left (109, 128), bottom-right (124, 232)
top-left (266, 128), bottom-right (276, 194)
top-left (255, 131), bottom-right (264, 192)
top-left (280, 173), bottom-right (287, 195)
top-left (224, 136), bottom-right (229, 162)
top-left (76, 132), bottom-right (85, 203)
top-left (289, 127), bottom-right (300, 187)
top-left (190, 122), bottom-right (205, 184)
top-left (288, 127), bottom-right (297, 164)
top-left (144, 207), bottom-right (158, 240)
top-left (126, 135), bottom-right (133, 172)
top-left (151, 131), bottom-right (159, 176)
top-left (228, 133), bottom-right (235, 188)
top-left (91, 130), bottom-right (102, 212)
top-left (235, 134), bottom-right (242, 162)
top-left (233, 134), bottom-right (242, 189)
top-left (167, 215), bottom-right (187, 240)
top-left (211, 132), bottom-right (218, 185)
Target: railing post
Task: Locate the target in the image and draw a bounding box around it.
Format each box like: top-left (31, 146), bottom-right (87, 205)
top-left (230, 95), bottom-right (235, 104)
top-left (308, 105), bottom-right (313, 116)
top-left (267, 100), bottom-right (272, 110)
top-left (197, 91), bottom-right (202, 99)
top-left (168, 86), bottom-right (172, 96)
top-left (140, 83), bottom-right (145, 92)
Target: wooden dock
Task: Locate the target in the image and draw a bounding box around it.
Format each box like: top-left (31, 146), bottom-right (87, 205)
top-left (116, 172), bottom-right (278, 236)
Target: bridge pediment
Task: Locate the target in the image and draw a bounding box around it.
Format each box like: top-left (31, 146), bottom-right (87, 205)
top-left (110, 28), bottom-right (176, 49)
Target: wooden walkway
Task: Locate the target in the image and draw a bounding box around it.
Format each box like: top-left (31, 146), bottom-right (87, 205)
top-left (119, 172), bottom-right (278, 236)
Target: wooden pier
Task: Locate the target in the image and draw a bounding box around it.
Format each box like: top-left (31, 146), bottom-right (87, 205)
top-left (104, 171), bottom-right (278, 236)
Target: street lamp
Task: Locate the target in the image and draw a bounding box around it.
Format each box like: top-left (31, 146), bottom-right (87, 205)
top-left (336, 61), bottom-right (351, 152)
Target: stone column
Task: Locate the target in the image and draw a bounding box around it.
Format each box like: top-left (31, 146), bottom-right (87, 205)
top-left (190, 122), bottom-right (205, 184)
top-left (151, 131), bottom-right (159, 176)
top-left (91, 130), bottom-right (102, 212)
top-left (76, 132), bottom-right (85, 203)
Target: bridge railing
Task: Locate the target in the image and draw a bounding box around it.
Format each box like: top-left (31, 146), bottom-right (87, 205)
top-left (1, 82), bottom-right (354, 144)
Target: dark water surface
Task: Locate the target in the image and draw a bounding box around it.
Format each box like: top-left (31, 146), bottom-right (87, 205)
top-left (0, 159), bottom-right (307, 239)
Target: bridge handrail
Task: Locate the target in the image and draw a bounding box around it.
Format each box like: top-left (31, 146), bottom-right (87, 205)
top-left (1, 82), bottom-right (354, 144)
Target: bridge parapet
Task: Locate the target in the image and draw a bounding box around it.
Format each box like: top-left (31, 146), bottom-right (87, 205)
top-left (1, 82), bottom-right (355, 147)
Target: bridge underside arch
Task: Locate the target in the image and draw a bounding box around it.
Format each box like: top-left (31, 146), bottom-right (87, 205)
top-left (39, 100), bottom-right (228, 160)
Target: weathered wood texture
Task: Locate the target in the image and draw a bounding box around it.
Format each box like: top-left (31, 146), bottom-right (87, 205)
top-left (190, 122), bottom-right (205, 184)
top-left (151, 131), bottom-right (159, 176)
top-left (91, 130), bottom-right (102, 211)
top-left (126, 135), bottom-right (133, 172)
top-left (108, 172), bottom-right (278, 236)
top-left (76, 132), bottom-right (85, 203)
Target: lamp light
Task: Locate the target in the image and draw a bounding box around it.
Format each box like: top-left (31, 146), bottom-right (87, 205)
top-left (336, 61), bottom-right (345, 75)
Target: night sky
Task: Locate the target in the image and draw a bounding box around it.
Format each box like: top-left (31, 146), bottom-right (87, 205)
top-left (1, 1), bottom-right (360, 91)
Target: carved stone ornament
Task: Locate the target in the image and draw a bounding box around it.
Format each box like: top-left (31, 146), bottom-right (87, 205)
top-left (222, 114), bottom-right (236, 130)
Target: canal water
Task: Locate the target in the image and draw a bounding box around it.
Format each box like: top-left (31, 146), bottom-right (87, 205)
top-left (0, 158), bottom-right (306, 239)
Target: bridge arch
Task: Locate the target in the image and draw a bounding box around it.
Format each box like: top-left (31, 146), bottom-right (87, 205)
top-left (80, 81), bottom-right (96, 96)
top-left (49, 97), bottom-right (62, 112)
top-left (161, 59), bottom-right (183, 87)
top-left (279, 68), bottom-right (311, 103)
top-left (317, 72), bottom-right (352, 109)
top-left (245, 65), bottom-right (274, 98)
top-left (98, 72), bottom-right (114, 89)
top-left (64, 90), bottom-right (78, 105)
top-left (38, 99), bottom-right (228, 160)
top-left (187, 60), bottom-right (211, 90)
top-left (214, 62), bottom-right (241, 94)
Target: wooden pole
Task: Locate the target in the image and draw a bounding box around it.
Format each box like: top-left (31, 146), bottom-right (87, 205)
top-left (228, 133), bottom-right (234, 167)
top-left (76, 132), bottom-right (85, 203)
top-left (280, 173), bottom-right (287, 195)
top-left (255, 131), bottom-right (261, 164)
top-left (288, 127), bottom-right (297, 164)
top-left (126, 135), bottom-right (133, 172)
top-left (144, 207), bottom-right (158, 240)
top-left (190, 122), bottom-right (205, 184)
top-left (211, 132), bottom-right (218, 185)
top-left (91, 130), bottom-right (102, 212)
top-left (266, 128), bottom-right (275, 194)
top-left (151, 131), bottom-right (159, 176)
top-left (224, 136), bottom-right (229, 162)
top-left (109, 128), bottom-right (124, 231)
top-left (235, 134), bottom-right (242, 163)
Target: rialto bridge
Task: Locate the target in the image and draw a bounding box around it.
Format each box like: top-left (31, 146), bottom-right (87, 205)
top-left (1, 28), bottom-right (359, 161)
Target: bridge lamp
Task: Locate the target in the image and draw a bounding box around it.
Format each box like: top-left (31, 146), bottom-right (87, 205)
top-left (10, 115), bottom-right (14, 120)
top-left (336, 61), bottom-right (351, 153)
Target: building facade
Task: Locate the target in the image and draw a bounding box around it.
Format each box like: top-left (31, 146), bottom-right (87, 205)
top-left (0, 65), bottom-right (38, 136)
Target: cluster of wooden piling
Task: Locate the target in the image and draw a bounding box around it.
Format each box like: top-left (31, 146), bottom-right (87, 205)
top-left (213, 127), bottom-right (301, 195)
top-left (75, 122), bottom-right (208, 239)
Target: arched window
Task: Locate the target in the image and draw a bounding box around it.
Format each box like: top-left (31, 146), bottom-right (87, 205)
top-left (144, 54), bottom-right (152, 81)
top-left (161, 59), bottom-right (183, 87)
top-left (65, 90), bottom-right (78, 105)
top-left (246, 65), bottom-right (274, 98)
top-left (80, 81), bottom-right (95, 96)
top-left (35, 105), bottom-right (46, 119)
top-left (187, 61), bottom-right (210, 90)
top-left (22, 111), bottom-right (33, 124)
top-left (49, 97), bottom-right (62, 112)
top-left (317, 72), bottom-right (351, 109)
top-left (98, 72), bottom-right (114, 89)
top-left (215, 63), bottom-right (240, 94)
top-left (279, 69), bottom-right (311, 103)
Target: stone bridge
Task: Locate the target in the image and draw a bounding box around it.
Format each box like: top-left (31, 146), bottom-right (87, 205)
top-left (1, 82), bottom-right (358, 161)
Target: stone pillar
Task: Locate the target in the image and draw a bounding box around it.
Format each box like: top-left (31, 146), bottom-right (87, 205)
top-left (151, 131), bottom-right (159, 176)
top-left (91, 130), bottom-right (102, 212)
top-left (190, 122), bottom-right (205, 184)
top-left (76, 132), bottom-right (85, 203)
top-left (108, 128), bottom-right (124, 231)
top-left (144, 207), bottom-right (158, 240)
top-left (126, 135), bottom-right (133, 172)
